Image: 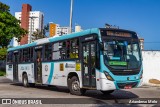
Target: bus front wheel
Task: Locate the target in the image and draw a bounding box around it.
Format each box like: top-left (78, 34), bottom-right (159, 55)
top-left (69, 76), bottom-right (86, 95)
top-left (22, 74), bottom-right (29, 87)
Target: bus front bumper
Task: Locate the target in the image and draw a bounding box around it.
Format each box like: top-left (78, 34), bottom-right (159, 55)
top-left (100, 78), bottom-right (143, 91)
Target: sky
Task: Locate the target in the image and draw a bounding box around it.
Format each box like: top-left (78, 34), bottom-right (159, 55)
top-left (1, 0), bottom-right (160, 50)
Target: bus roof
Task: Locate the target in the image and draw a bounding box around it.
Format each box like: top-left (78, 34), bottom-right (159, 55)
top-left (8, 28), bottom-right (137, 52)
top-left (7, 28), bottom-right (100, 52)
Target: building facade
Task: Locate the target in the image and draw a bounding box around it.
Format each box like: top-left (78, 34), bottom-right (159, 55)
top-left (49, 23), bottom-right (70, 37)
top-left (75, 25), bottom-right (82, 32)
top-left (14, 4), bottom-right (44, 46)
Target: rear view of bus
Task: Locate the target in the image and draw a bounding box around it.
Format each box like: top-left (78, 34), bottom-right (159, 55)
top-left (99, 28), bottom-right (143, 94)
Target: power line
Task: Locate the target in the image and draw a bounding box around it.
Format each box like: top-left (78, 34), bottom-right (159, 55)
top-left (144, 42), bottom-right (160, 43)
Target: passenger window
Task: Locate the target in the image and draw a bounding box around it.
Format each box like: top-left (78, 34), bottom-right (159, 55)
top-left (44, 44), bottom-right (52, 61)
top-left (7, 52), bottom-right (13, 63)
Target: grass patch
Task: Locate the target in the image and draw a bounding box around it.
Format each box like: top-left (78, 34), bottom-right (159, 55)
top-left (0, 71), bottom-right (6, 76)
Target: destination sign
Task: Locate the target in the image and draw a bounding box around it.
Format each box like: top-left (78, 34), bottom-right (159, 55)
top-left (106, 31), bottom-right (132, 37)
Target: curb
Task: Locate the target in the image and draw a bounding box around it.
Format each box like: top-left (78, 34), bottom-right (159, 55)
top-left (140, 83), bottom-right (160, 88)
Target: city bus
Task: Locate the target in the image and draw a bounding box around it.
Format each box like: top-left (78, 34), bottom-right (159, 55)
top-left (6, 28), bottom-right (143, 95)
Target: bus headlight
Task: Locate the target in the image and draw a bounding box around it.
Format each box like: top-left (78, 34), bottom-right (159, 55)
top-left (104, 71), bottom-right (114, 81)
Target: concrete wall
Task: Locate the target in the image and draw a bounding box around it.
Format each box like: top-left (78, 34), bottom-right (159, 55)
top-left (142, 51), bottom-right (160, 84)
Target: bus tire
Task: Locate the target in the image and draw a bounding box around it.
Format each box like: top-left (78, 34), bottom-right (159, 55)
top-left (69, 76), bottom-right (85, 95)
top-left (22, 74), bottom-right (29, 87)
top-left (101, 90), bottom-right (114, 95)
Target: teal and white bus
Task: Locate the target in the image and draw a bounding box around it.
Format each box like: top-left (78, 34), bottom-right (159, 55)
top-left (6, 28), bottom-right (143, 95)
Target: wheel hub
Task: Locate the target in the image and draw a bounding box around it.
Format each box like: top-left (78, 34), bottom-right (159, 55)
top-left (24, 78), bottom-right (27, 85)
top-left (72, 80), bottom-right (80, 91)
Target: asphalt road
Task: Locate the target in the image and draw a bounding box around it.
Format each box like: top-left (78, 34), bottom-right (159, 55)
top-left (0, 77), bottom-right (160, 107)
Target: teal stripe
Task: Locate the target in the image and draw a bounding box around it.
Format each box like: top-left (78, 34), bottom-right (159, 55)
top-left (47, 62), bottom-right (54, 84)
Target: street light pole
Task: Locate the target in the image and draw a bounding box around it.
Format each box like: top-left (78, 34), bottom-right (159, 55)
top-left (69, 0), bottom-right (73, 33)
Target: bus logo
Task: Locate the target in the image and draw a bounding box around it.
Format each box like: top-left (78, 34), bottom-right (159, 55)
top-left (65, 63), bottom-right (75, 68)
top-left (45, 65), bottom-right (48, 72)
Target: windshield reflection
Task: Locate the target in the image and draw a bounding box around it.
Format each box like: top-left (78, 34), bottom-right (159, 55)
top-left (103, 39), bottom-right (141, 69)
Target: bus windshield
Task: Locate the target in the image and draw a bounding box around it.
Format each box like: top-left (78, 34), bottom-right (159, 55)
top-left (103, 39), bottom-right (141, 70)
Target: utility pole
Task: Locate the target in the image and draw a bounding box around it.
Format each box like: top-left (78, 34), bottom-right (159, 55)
top-left (69, 0), bottom-right (73, 33)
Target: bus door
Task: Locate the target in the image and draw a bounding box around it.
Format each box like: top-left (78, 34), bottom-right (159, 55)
top-left (82, 41), bottom-right (96, 88)
top-left (35, 48), bottom-right (43, 83)
top-left (13, 52), bottom-right (19, 82)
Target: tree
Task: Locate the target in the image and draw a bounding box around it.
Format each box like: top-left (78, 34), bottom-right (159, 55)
top-left (0, 47), bottom-right (7, 60)
top-left (32, 29), bottom-right (44, 40)
top-left (43, 24), bottom-right (49, 37)
top-left (0, 2), bottom-right (27, 48)
top-left (32, 24), bottom-right (49, 40)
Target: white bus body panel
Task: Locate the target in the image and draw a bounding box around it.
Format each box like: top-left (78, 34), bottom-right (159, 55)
top-left (99, 72), bottom-right (116, 91)
top-left (96, 69), bottom-right (101, 90)
top-left (6, 64), bottom-right (13, 81)
top-left (42, 62), bottom-right (82, 87)
top-left (18, 63), bottom-right (35, 83)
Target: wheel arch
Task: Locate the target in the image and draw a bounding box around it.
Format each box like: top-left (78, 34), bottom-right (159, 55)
top-left (67, 72), bottom-right (79, 87)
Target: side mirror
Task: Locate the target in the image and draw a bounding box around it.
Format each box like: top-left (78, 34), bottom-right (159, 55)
top-left (99, 42), bottom-right (104, 50)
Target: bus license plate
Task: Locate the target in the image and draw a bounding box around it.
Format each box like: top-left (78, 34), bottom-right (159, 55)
top-left (124, 85), bottom-right (132, 89)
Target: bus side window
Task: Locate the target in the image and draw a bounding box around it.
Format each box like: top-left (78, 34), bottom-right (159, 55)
top-left (59, 41), bottom-right (67, 59)
top-left (45, 44), bottom-right (52, 61)
top-left (96, 43), bottom-right (100, 69)
top-left (70, 39), bottom-right (79, 59)
top-left (66, 40), bottom-right (70, 59)
top-left (7, 52), bottom-right (13, 63)
top-left (52, 43), bottom-right (60, 60)
top-left (22, 48), bottom-right (30, 62)
top-left (19, 50), bottom-right (23, 62)
top-left (30, 48), bottom-right (33, 62)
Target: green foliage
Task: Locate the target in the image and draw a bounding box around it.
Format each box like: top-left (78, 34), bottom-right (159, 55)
top-left (0, 48), bottom-right (7, 60)
top-left (32, 24), bottom-right (49, 40)
top-left (32, 29), bottom-right (44, 40)
top-left (0, 2), bottom-right (27, 47)
top-left (0, 71), bottom-right (6, 76)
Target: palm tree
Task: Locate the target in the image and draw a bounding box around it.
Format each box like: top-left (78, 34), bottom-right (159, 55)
top-left (32, 24), bottom-right (49, 41)
top-left (42, 24), bottom-right (49, 37)
top-left (32, 29), bottom-right (43, 40)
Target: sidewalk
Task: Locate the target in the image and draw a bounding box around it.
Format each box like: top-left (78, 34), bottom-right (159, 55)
top-left (142, 83), bottom-right (160, 87)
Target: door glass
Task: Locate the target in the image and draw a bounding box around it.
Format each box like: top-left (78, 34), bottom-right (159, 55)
top-left (13, 53), bottom-right (18, 81)
top-left (36, 50), bottom-right (42, 83)
top-left (83, 44), bottom-right (89, 86)
top-left (90, 43), bottom-right (96, 87)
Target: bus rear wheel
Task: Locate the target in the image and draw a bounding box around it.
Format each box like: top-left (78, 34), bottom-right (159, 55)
top-left (69, 76), bottom-right (86, 95)
top-left (101, 90), bottom-right (114, 95)
top-left (22, 74), bottom-right (29, 87)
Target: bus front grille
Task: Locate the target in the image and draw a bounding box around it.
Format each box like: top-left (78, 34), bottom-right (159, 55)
top-left (117, 82), bottom-right (138, 89)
